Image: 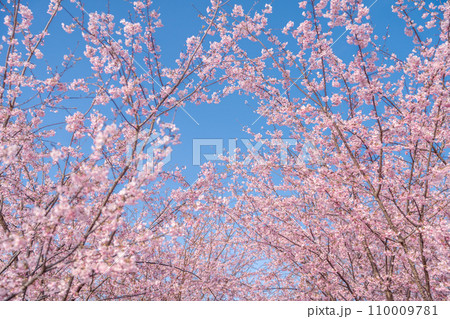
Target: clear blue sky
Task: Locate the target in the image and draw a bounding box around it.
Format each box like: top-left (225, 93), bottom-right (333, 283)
top-left (1, 0), bottom-right (432, 185)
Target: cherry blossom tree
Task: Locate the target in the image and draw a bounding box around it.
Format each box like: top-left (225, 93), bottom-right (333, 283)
top-left (0, 0), bottom-right (255, 300)
top-left (184, 0), bottom-right (449, 300)
top-left (0, 0), bottom-right (448, 301)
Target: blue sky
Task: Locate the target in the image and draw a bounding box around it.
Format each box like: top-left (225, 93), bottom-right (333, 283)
top-left (1, 0), bottom-right (435, 185)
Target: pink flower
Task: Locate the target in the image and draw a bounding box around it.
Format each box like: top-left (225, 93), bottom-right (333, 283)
top-left (61, 23), bottom-right (76, 33)
top-left (65, 111), bottom-right (85, 133)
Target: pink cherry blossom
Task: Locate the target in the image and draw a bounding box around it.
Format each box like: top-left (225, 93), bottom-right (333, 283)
top-left (0, 0), bottom-right (448, 301)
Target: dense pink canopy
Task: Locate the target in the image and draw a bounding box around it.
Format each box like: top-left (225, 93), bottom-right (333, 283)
top-left (0, 0), bottom-right (448, 300)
